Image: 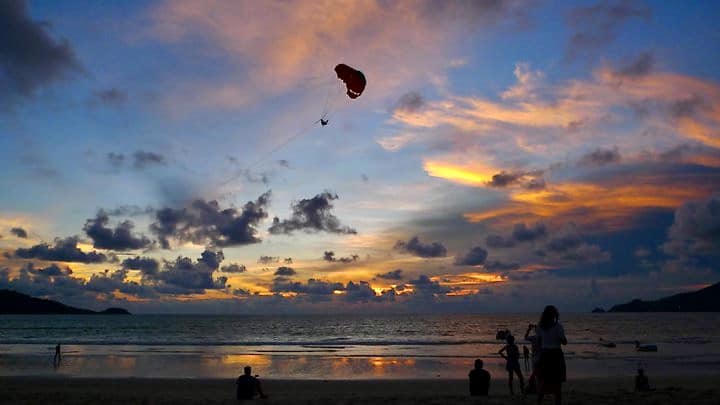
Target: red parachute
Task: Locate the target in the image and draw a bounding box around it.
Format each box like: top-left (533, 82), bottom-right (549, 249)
top-left (334, 64), bottom-right (366, 99)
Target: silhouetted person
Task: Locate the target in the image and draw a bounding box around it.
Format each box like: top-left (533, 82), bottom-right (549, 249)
top-left (635, 368), bottom-right (654, 392)
top-left (536, 305), bottom-right (567, 405)
top-left (468, 359), bottom-right (490, 396)
top-left (523, 345), bottom-right (530, 372)
top-left (524, 323), bottom-right (541, 394)
top-left (236, 366), bottom-right (267, 400)
top-left (54, 344), bottom-right (61, 368)
top-left (499, 335), bottom-right (524, 396)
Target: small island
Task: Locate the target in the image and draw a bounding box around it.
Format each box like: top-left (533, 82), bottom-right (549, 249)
top-left (0, 289), bottom-right (130, 315)
top-left (609, 282), bottom-right (720, 312)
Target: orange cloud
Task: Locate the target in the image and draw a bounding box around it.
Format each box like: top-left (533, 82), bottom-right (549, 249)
top-left (464, 181), bottom-right (712, 230)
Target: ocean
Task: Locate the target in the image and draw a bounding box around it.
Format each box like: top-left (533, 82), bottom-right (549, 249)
top-left (1, 313), bottom-right (719, 379)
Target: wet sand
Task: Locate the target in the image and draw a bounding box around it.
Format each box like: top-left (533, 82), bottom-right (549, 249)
top-left (1, 376), bottom-right (719, 404)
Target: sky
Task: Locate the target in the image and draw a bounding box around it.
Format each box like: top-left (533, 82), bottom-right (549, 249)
top-left (1, 0), bottom-right (719, 313)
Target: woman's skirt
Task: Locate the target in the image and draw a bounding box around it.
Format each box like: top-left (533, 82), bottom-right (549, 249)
top-left (538, 348), bottom-right (566, 385)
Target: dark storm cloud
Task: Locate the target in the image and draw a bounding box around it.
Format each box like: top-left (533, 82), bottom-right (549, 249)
top-left (93, 88), bottom-right (127, 106)
top-left (669, 94), bottom-right (707, 118)
top-left (0, 0), bottom-right (82, 107)
top-left (271, 278), bottom-right (343, 295)
top-left (107, 152), bottom-right (125, 167)
top-left (133, 150), bottom-right (166, 169)
top-left (408, 275), bottom-right (451, 296)
top-left (121, 256), bottom-right (160, 275)
top-left (486, 234), bottom-right (515, 248)
top-left (561, 243), bottom-right (611, 264)
top-left (104, 205), bottom-right (155, 217)
top-left (512, 223), bottom-right (547, 242)
top-left (268, 192), bottom-right (356, 235)
top-left (15, 236), bottom-right (107, 263)
top-left (393, 91), bottom-right (425, 113)
top-left (0, 263), bottom-right (85, 298)
top-left (106, 150), bottom-right (166, 170)
top-left (343, 281), bottom-right (394, 303)
top-left (485, 222), bottom-right (546, 248)
top-left (150, 191), bottom-right (270, 248)
top-left (663, 193), bottom-right (720, 257)
top-left (394, 236), bottom-right (447, 258)
top-left (258, 256), bottom-right (279, 264)
top-left (613, 52), bottom-right (654, 78)
top-left (221, 263), bottom-right (247, 273)
top-left (323, 251), bottom-right (358, 263)
top-left (454, 246), bottom-right (488, 266)
top-left (83, 212), bottom-right (153, 251)
top-left (10, 227), bottom-right (27, 238)
top-left (149, 250), bottom-right (226, 293)
top-left (579, 147), bottom-right (621, 166)
top-left (566, 1), bottom-right (651, 58)
top-left (374, 269), bottom-right (404, 281)
top-left (546, 234), bottom-right (582, 252)
top-left (274, 266), bottom-right (296, 276)
top-left (486, 171), bottom-right (545, 190)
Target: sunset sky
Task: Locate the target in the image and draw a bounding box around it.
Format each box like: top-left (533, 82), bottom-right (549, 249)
top-left (1, 0), bottom-right (719, 313)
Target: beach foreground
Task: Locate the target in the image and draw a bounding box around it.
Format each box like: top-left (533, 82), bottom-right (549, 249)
top-left (1, 376), bottom-right (718, 404)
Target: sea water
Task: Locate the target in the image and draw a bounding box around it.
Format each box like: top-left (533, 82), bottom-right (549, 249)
top-left (1, 313), bottom-right (719, 379)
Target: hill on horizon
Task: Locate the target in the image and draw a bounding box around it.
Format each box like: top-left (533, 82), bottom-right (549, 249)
top-left (609, 282), bottom-right (720, 312)
top-left (0, 289), bottom-right (130, 315)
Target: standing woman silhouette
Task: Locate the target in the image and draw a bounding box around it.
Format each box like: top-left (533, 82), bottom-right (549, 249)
top-left (536, 306), bottom-right (567, 405)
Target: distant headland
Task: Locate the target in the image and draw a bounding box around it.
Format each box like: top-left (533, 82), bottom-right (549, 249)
top-left (0, 289), bottom-right (130, 315)
top-left (599, 282), bottom-right (720, 312)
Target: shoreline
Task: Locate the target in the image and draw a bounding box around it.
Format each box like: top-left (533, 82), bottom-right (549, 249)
top-left (2, 376), bottom-right (719, 404)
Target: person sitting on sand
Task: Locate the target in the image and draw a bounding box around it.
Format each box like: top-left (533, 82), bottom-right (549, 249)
top-left (499, 335), bottom-right (525, 396)
top-left (236, 366), bottom-right (267, 400)
top-left (635, 368), bottom-right (654, 392)
top-left (468, 359), bottom-right (491, 396)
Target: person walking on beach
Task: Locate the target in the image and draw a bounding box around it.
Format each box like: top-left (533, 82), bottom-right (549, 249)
top-left (53, 343), bottom-right (61, 368)
top-left (523, 345), bottom-right (530, 372)
top-left (236, 366), bottom-right (267, 400)
top-left (536, 305), bottom-right (567, 405)
top-left (468, 359), bottom-right (491, 396)
top-left (498, 335), bottom-right (525, 397)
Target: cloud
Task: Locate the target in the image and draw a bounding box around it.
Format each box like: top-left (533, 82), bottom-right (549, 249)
top-left (323, 251), bottom-right (359, 263)
top-left (121, 256), bottom-right (160, 275)
top-left (612, 52), bottom-right (655, 79)
top-left (148, 250), bottom-right (226, 293)
top-left (221, 263), bottom-right (247, 273)
top-left (454, 246), bottom-right (488, 266)
top-left (374, 269), bottom-right (404, 281)
top-left (561, 243), bottom-right (612, 264)
top-left (511, 222), bottom-right (547, 242)
top-left (486, 234), bottom-right (516, 248)
top-left (93, 88), bottom-right (127, 106)
top-left (393, 92), bottom-right (425, 113)
top-left (150, 0), bottom-right (534, 110)
top-left (258, 256), bottom-right (280, 264)
top-left (408, 274), bottom-right (452, 297)
top-left (271, 278), bottom-right (343, 296)
top-left (10, 227), bottom-right (27, 238)
top-left (104, 205), bottom-right (155, 217)
top-left (579, 147), bottom-right (621, 166)
top-left (0, 0), bottom-right (82, 107)
top-left (132, 150), bottom-right (166, 169)
top-left (487, 171), bottom-right (545, 190)
top-left (106, 150), bottom-right (167, 170)
top-left (663, 193), bottom-right (720, 257)
top-left (268, 192), bottom-right (356, 235)
top-left (274, 266), bottom-right (296, 276)
top-left (150, 191), bottom-right (270, 248)
top-left (394, 236), bottom-right (447, 258)
top-left (15, 236), bottom-right (108, 263)
top-left (566, 1), bottom-right (651, 59)
top-left (83, 212), bottom-right (153, 251)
